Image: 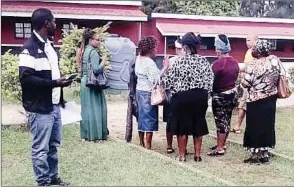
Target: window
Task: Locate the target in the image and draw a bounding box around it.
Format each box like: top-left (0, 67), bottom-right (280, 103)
top-left (262, 39), bottom-right (286, 51)
top-left (275, 40), bottom-right (286, 52)
top-left (15, 22), bottom-right (31, 39)
top-left (166, 36), bottom-right (178, 48)
top-left (199, 37), bottom-right (215, 50)
top-left (266, 39), bottom-right (277, 50)
top-left (62, 23), bottom-right (77, 34)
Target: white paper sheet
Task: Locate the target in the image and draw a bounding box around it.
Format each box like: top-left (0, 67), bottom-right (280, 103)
top-left (60, 101), bottom-right (82, 125)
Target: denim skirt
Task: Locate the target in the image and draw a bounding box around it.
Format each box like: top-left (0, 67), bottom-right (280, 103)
top-left (136, 90), bottom-right (158, 132)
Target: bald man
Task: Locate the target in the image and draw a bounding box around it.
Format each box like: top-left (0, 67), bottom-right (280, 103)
top-left (244, 35), bottom-right (258, 65)
top-left (231, 35), bottom-right (258, 133)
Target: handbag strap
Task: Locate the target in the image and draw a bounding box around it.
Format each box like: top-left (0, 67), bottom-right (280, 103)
top-left (81, 48), bottom-right (95, 76)
top-left (278, 61), bottom-right (287, 76)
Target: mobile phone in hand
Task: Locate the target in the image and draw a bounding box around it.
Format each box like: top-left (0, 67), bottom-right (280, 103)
top-left (66, 73), bottom-right (78, 81)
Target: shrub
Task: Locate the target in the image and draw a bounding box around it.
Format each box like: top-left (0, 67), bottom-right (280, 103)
top-left (1, 50), bottom-right (21, 102)
top-left (289, 66), bottom-right (294, 85)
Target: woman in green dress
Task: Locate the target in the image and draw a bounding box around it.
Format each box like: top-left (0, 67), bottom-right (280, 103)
top-left (79, 28), bottom-right (108, 142)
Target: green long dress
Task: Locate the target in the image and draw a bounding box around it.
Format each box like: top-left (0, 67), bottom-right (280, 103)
top-left (80, 45), bottom-right (108, 141)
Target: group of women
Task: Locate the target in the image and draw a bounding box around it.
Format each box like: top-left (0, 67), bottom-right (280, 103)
top-left (134, 32), bottom-right (282, 164)
top-left (76, 27), bottom-right (282, 165)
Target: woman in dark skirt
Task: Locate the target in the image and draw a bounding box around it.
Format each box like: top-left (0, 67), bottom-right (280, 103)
top-left (241, 39), bottom-right (281, 164)
top-left (161, 32), bottom-right (214, 162)
top-left (163, 38), bottom-right (185, 154)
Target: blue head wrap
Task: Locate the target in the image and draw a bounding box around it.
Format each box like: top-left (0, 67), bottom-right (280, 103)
top-left (214, 35), bottom-right (231, 53)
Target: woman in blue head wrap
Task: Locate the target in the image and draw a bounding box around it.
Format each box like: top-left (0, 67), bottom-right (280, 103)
top-left (208, 34), bottom-right (240, 156)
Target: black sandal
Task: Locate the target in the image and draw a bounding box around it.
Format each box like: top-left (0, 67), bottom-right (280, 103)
top-left (194, 156), bottom-right (202, 162)
top-left (167, 148), bottom-right (175, 154)
top-left (243, 157), bottom-right (261, 164)
top-left (207, 149), bottom-right (225, 157)
top-left (259, 157), bottom-right (270, 164)
top-left (140, 141), bottom-right (145, 148)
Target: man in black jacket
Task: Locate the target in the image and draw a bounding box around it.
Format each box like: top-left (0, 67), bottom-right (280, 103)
top-left (19, 8), bottom-right (71, 186)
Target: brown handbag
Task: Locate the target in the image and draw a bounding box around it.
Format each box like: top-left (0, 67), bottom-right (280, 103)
top-left (277, 62), bottom-right (292, 99)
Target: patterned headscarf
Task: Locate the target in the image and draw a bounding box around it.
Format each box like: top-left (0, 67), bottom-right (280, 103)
top-left (254, 39), bottom-right (272, 57)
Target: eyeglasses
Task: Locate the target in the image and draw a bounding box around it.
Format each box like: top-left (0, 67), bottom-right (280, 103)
top-left (92, 38), bottom-right (104, 42)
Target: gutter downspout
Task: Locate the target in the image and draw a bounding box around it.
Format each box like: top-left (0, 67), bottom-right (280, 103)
top-left (164, 36), bottom-right (167, 55)
top-left (138, 22), bottom-right (142, 41)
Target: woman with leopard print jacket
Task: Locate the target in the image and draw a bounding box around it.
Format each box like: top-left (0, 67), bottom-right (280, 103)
top-left (161, 32), bottom-right (214, 162)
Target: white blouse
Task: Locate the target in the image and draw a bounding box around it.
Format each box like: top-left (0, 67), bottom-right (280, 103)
top-left (135, 56), bottom-right (160, 91)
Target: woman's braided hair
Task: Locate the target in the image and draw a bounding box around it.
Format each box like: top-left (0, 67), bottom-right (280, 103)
top-left (138, 36), bottom-right (157, 56)
top-left (76, 28), bottom-right (97, 67)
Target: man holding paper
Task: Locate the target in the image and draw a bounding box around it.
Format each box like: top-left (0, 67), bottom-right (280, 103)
top-left (19, 8), bottom-right (72, 186)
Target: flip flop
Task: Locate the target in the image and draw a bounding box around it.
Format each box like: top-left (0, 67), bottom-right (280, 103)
top-left (167, 148), bottom-right (175, 154)
top-left (207, 149), bottom-right (225, 157)
top-left (175, 155), bottom-right (186, 162)
top-left (231, 128), bottom-right (241, 134)
top-left (210, 145), bottom-right (227, 150)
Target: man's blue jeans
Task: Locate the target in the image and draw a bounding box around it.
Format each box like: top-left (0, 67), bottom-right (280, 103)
top-left (27, 105), bottom-right (62, 185)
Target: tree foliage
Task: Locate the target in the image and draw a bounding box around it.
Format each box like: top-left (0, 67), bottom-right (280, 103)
top-left (142, 0), bottom-right (294, 18)
top-left (1, 50), bottom-right (22, 101)
top-left (141, 1), bottom-right (177, 16)
top-left (59, 22), bottom-right (112, 83)
top-left (175, 1), bottom-right (240, 16)
top-left (142, 0), bottom-right (240, 16)
top-left (240, 0), bottom-right (294, 18)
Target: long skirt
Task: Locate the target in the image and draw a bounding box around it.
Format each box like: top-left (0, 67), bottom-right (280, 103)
top-left (212, 88), bottom-right (237, 134)
top-left (80, 77), bottom-right (108, 141)
top-left (136, 90), bottom-right (158, 132)
top-left (243, 95), bottom-right (277, 153)
top-left (168, 88), bottom-right (209, 137)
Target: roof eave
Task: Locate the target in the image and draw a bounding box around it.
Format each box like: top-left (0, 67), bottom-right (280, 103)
top-left (2, 11), bottom-right (148, 22)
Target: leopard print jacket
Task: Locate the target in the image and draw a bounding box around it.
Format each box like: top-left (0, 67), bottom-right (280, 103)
top-left (161, 54), bottom-right (214, 95)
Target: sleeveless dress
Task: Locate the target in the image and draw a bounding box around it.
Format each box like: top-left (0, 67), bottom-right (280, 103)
top-left (80, 45), bottom-right (108, 141)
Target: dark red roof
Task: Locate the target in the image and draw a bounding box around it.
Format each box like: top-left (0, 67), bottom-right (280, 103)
top-left (2, 1), bottom-right (147, 20)
top-left (156, 19), bottom-right (294, 39)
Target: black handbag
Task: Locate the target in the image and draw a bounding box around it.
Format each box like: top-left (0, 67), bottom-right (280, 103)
top-left (86, 49), bottom-right (109, 89)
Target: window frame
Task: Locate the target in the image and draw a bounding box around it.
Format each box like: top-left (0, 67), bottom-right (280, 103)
top-left (14, 22), bottom-right (32, 39)
top-left (62, 23), bottom-right (77, 35)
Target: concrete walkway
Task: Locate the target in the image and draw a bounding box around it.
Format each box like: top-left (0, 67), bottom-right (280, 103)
top-left (2, 95), bottom-right (294, 126)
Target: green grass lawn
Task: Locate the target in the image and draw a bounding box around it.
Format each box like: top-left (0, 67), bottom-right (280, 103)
top-left (152, 107), bottom-right (294, 186)
top-left (2, 87), bottom-right (294, 186)
top-left (206, 107), bottom-right (294, 158)
top-left (2, 125), bottom-right (226, 186)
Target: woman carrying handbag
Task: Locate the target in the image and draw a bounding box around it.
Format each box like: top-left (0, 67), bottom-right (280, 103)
top-left (135, 36), bottom-right (168, 150)
top-left (80, 28), bottom-right (108, 142)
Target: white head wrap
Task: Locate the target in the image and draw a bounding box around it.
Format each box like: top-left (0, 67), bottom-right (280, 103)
top-left (175, 40), bottom-right (182, 49)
